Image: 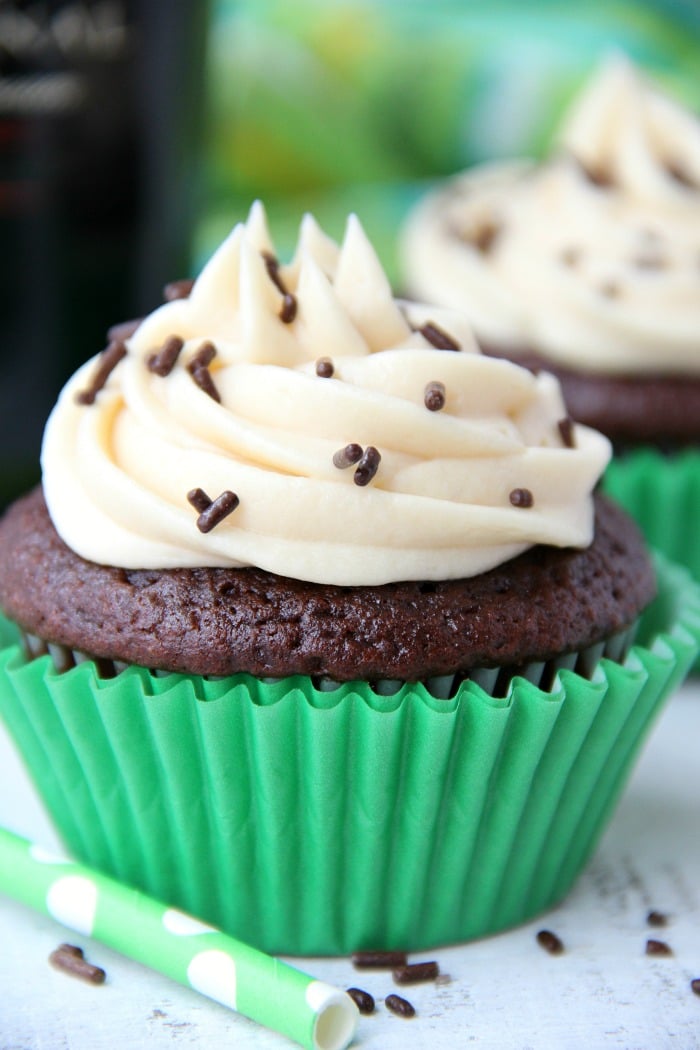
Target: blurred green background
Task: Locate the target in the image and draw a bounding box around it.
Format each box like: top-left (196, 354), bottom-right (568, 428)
top-left (197, 0), bottom-right (700, 283)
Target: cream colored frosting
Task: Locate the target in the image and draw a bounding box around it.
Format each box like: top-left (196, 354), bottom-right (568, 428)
top-left (401, 55), bottom-right (700, 375)
top-left (41, 204), bottom-right (610, 585)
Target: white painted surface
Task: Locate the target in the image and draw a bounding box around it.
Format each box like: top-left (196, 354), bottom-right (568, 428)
top-left (1, 683), bottom-right (699, 1050)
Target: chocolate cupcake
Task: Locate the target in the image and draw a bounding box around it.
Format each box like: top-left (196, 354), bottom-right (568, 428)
top-left (401, 56), bottom-right (700, 585)
top-left (0, 205), bottom-right (697, 955)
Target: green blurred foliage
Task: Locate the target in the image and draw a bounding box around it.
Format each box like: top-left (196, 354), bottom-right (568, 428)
top-left (197, 0), bottom-right (700, 280)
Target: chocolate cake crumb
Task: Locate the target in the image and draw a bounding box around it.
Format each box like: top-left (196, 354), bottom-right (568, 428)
top-left (333, 444), bottom-right (363, 469)
top-left (316, 357), bottom-right (334, 378)
top-left (424, 381), bottom-right (446, 411)
top-left (352, 950), bottom-right (407, 969)
top-left (49, 944), bottom-right (105, 985)
top-left (536, 929), bottom-right (564, 955)
top-left (646, 910), bottom-right (669, 928)
top-left (418, 322), bottom-right (461, 352)
top-left (163, 278), bottom-right (195, 301)
top-left (558, 417), bottom-right (576, 449)
top-left (148, 335), bottom-right (184, 377)
top-left (75, 340), bottom-right (128, 405)
top-left (645, 938), bottom-right (673, 957)
top-left (385, 993), bottom-right (415, 1018)
top-left (691, 978), bottom-right (700, 997)
top-left (510, 487), bottom-right (534, 508)
top-left (353, 446), bottom-right (381, 486)
top-left (392, 961), bottom-right (439, 984)
top-left (346, 987), bottom-right (375, 1014)
top-left (194, 491), bottom-right (239, 533)
top-left (279, 293), bottom-right (297, 324)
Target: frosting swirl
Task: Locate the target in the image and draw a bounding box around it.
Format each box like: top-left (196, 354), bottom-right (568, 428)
top-left (41, 205), bottom-right (610, 585)
top-left (401, 56), bottom-right (700, 375)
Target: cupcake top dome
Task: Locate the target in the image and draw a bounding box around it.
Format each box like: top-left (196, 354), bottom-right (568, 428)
top-left (42, 204), bottom-right (609, 585)
top-left (401, 55), bottom-right (700, 375)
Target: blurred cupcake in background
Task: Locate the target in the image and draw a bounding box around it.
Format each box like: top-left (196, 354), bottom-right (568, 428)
top-left (401, 55), bottom-right (700, 585)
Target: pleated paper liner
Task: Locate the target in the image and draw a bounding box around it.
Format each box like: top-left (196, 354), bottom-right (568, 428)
top-left (1, 553), bottom-right (699, 956)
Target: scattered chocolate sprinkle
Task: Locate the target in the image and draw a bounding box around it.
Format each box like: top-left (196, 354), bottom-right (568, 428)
top-left (560, 246), bottom-right (582, 268)
top-left (262, 251), bottom-right (288, 295)
top-left (333, 443), bottom-right (364, 469)
top-left (646, 910), bottom-right (669, 928)
top-left (536, 929), bottom-right (564, 955)
top-left (187, 342), bottom-right (220, 402)
top-left (691, 978), bottom-right (700, 997)
top-left (147, 335), bottom-right (184, 377)
top-left (392, 961), bottom-right (439, 985)
top-left (188, 341), bottom-right (217, 371)
top-left (279, 292), bottom-right (298, 324)
top-left (510, 487), bottom-right (534, 509)
top-left (352, 950), bottom-right (407, 969)
top-left (600, 280), bottom-right (622, 299)
top-left (187, 488), bottom-right (212, 513)
top-left (316, 357), bottom-right (335, 378)
top-left (472, 220), bottom-right (501, 254)
top-left (424, 381), bottom-right (446, 412)
top-left (163, 277), bottom-right (195, 301)
top-left (385, 993), bottom-right (415, 1019)
top-left (558, 416), bottom-right (575, 448)
top-left (354, 446), bottom-right (381, 487)
top-left (418, 322), bottom-right (461, 352)
top-left (646, 938), bottom-right (673, 957)
top-left (75, 340), bottom-right (128, 405)
top-left (665, 160), bottom-right (698, 190)
top-left (193, 490), bottom-right (240, 534)
top-left (575, 156), bottom-right (614, 188)
top-left (346, 987), bottom-right (375, 1014)
top-left (107, 317), bottom-right (143, 343)
top-left (49, 944), bottom-right (105, 985)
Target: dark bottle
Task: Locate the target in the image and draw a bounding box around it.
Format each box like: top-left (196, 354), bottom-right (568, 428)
top-left (0, 0), bottom-right (209, 507)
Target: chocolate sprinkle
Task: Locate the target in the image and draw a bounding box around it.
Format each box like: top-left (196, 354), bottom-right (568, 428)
top-left (472, 220), bottom-right (501, 254)
top-left (510, 487), bottom-right (534, 509)
top-left (163, 277), bottom-right (195, 302)
top-left (49, 944), bottom-right (106, 985)
top-left (187, 342), bottom-right (220, 402)
top-left (262, 251), bottom-right (288, 295)
top-left (346, 987), bottom-right (375, 1014)
top-left (560, 247), bottom-right (582, 268)
top-left (665, 160), bottom-right (698, 190)
top-left (187, 488), bottom-right (212, 514)
top-left (385, 994), bottom-right (415, 1019)
top-left (558, 416), bottom-right (575, 448)
top-left (600, 280), bottom-right (622, 299)
top-left (107, 317), bottom-right (143, 343)
top-left (646, 910), bottom-right (669, 928)
top-left (333, 443), bottom-right (364, 469)
top-left (418, 322), bottom-right (461, 352)
top-left (536, 929), bottom-right (564, 955)
top-left (351, 950), bottom-right (407, 969)
top-left (575, 156), bottom-right (614, 188)
top-left (316, 357), bottom-right (335, 378)
top-left (424, 381), bottom-right (446, 412)
top-left (392, 961), bottom-right (439, 985)
top-left (147, 335), bottom-right (184, 377)
top-left (691, 979), bottom-right (700, 997)
top-left (193, 490), bottom-right (240, 534)
top-left (354, 446), bottom-right (381, 487)
top-left (279, 292), bottom-right (298, 323)
top-left (645, 938), bottom-right (673, 957)
top-left (75, 340), bottom-right (128, 405)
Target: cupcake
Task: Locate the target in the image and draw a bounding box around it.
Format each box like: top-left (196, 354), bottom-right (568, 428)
top-left (401, 55), bottom-right (700, 585)
top-left (0, 205), bottom-right (698, 956)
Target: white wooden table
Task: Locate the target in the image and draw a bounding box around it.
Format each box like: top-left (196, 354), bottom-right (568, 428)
top-left (1, 683), bottom-right (699, 1050)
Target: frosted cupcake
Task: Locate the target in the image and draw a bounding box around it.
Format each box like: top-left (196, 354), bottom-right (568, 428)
top-left (0, 205), bottom-right (697, 955)
top-left (401, 56), bottom-right (700, 582)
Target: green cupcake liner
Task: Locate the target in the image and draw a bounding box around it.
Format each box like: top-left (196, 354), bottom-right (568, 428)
top-left (603, 448), bottom-right (700, 672)
top-left (0, 554), bottom-right (698, 956)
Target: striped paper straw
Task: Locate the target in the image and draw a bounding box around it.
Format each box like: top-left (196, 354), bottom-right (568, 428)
top-left (0, 827), bottom-right (357, 1050)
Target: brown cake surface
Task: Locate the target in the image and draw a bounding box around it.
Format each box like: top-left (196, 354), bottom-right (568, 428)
top-left (480, 344), bottom-right (700, 449)
top-left (0, 486), bottom-right (655, 680)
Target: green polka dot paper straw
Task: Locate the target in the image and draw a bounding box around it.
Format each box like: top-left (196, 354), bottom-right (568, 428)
top-left (0, 827), bottom-right (358, 1050)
